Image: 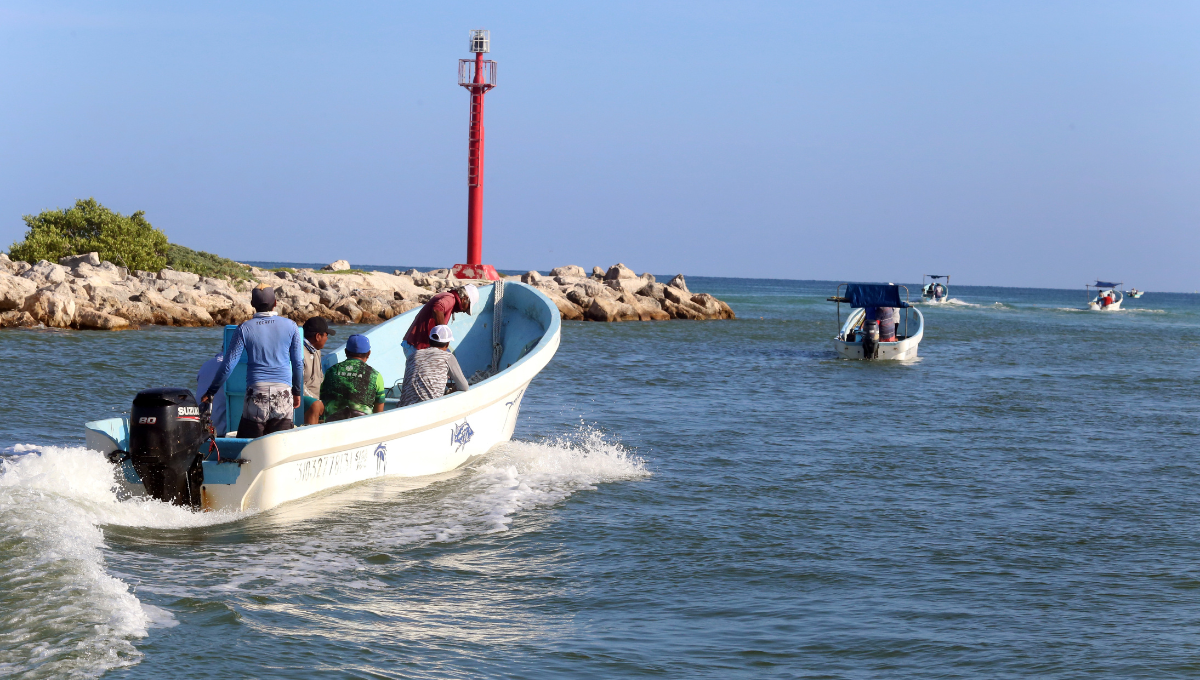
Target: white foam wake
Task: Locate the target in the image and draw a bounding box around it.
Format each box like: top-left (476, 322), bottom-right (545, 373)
top-left (432, 425), bottom-right (650, 539)
top-left (130, 427), bottom-right (652, 599)
top-left (0, 445), bottom-right (242, 678)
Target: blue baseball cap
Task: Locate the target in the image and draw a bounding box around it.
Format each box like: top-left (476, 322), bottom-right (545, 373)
top-left (346, 334), bottom-right (371, 354)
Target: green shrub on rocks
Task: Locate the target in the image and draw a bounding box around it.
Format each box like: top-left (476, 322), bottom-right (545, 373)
top-left (10, 198), bottom-right (168, 271)
top-left (8, 198), bottom-right (252, 282)
top-left (167, 244), bottom-right (252, 281)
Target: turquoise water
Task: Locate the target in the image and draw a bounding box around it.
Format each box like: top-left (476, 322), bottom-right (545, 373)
top-left (2, 278), bottom-right (1199, 678)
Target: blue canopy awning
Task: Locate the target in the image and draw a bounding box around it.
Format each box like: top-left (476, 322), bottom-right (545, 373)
top-left (1093, 281), bottom-right (1122, 288)
top-left (845, 283), bottom-right (910, 308)
top-left (927, 275), bottom-right (948, 279)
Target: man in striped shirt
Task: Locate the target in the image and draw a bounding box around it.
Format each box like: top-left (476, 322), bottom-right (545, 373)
top-left (400, 325), bottom-right (470, 407)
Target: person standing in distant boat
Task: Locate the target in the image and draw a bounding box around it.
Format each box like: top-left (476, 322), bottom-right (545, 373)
top-left (301, 316), bottom-right (335, 425)
top-left (321, 334), bottom-right (386, 421)
top-left (202, 286), bottom-right (304, 438)
top-left (400, 325), bottom-right (471, 407)
top-left (401, 285), bottom-right (478, 359)
top-left (877, 306), bottom-right (898, 342)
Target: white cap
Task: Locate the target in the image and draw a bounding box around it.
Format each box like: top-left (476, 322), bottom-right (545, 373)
top-left (430, 324), bottom-right (454, 343)
top-left (461, 284), bottom-right (479, 312)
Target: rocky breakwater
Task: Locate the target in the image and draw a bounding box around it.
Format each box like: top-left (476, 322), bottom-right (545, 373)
top-left (520, 264), bottom-right (735, 322)
top-left (0, 253), bottom-right (733, 330)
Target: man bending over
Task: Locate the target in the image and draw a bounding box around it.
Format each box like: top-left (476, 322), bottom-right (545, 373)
top-left (401, 284), bottom-right (477, 358)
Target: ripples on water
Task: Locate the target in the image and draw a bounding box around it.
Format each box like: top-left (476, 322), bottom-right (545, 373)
top-left (1, 280), bottom-right (1199, 678)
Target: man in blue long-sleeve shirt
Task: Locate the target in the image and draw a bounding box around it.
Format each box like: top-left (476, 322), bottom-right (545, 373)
top-left (202, 286), bottom-right (304, 438)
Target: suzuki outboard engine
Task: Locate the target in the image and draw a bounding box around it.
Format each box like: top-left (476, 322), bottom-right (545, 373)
top-left (129, 387), bottom-right (205, 508)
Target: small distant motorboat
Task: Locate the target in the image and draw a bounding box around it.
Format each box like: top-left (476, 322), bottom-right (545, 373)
top-left (827, 283), bottom-right (924, 360)
top-left (921, 274), bottom-right (950, 303)
top-left (1086, 281), bottom-right (1124, 311)
top-left (1125, 288), bottom-right (1144, 299)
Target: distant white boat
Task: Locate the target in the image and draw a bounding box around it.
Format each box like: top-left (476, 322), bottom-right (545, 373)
top-left (1086, 281), bottom-right (1123, 311)
top-left (827, 283), bottom-right (924, 360)
top-left (84, 282), bottom-right (561, 512)
top-left (921, 274), bottom-right (950, 303)
top-left (1125, 288), bottom-right (1144, 299)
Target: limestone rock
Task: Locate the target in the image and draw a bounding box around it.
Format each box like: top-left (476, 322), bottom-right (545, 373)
top-left (0, 273), bottom-right (36, 310)
top-left (637, 282), bottom-right (667, 300)
top-left (76, 309), bottom-right (130, 330)
top-left (0, 310), bottom-right (36, 328)
top-left (158, 269), bottom-right (201, 287)
top-left (566, 288), bottom-right (593, 309)
top-left (323, 259), bottom-right (351, 271)
top-left (23, 289), bottom-right (76, 327)
top-left (22, 260), bottom-right (70, 286)
top-left (551, 296), bottom-right (584, 321)
top-left (86, 284), bottom-right (131, 311)
top-left (109, 301), bottom-right (155, 326)
top-left (620, 292), bottom-right (670, 321)
top-left (592, 266), bottom-right (605, 278)
top-left (521, 271), bottom-right (544, 284)
top-left (667, 274), bottom-right (689, 292)
top-left (355, 294), bottom-right (390, 319)
top-left (59, 252), bottom-right (101, 268)
top-left (335, 299), bottom-right (363, 323)
top-left (604, 263), bottom-right (637, 281)
top-left (586, 297), bottom-right (640, 322)
top-left (691, 293), bottom-right (735, 319)
top-left (72, 261), bottom-right (125, 284)
top-left (663, 286), bottom-right (693, 306)
top-left (174, 290), bottom-right (202, 306)
top-left (662, 299), bottom-right (705, 320)
top-left (553, 275), bottom-right (588, 288)
top-left (550, 265), bottom-right (586, 278)
top-left (605, 275), bottom-right (651, 295)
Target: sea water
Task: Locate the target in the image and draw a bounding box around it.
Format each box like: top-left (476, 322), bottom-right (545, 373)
top-left (1, 278), bottom-right (1199, 679)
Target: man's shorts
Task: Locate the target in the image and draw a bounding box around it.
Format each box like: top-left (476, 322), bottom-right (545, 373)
top-left (302, 395), bottom-right (318, 413)
top-left (237, 382), bottom-right (294, 438)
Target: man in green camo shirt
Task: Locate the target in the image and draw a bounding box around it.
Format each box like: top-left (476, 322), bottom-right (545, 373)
top-left (320, 334), bottom-right (386, 421)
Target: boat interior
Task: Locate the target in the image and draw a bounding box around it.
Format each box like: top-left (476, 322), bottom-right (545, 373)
top-left (87, 281), bottom-right (557, 471)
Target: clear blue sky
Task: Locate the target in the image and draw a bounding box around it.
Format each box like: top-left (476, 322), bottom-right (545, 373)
top-left (1, 1), bottom-right (1197, 290)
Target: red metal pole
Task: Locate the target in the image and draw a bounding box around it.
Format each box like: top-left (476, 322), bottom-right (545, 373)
top-left (466, 51), bottom-right (485, 265)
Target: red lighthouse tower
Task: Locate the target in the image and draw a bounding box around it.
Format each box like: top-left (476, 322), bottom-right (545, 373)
top-left (452, 29), bottom-right (500, 281)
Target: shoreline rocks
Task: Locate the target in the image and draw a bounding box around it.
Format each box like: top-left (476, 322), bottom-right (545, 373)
top-left (0, 253), bottom-right (734, 330)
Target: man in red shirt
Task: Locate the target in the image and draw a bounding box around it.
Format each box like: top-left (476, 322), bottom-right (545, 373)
top-left (403, 284), bottom-right (478, 356)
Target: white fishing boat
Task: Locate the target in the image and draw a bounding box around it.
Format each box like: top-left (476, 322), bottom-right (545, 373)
top-left (827, 283), bottom-right (924, 360)
top-left (84, 281), bottom-right (560, 512)
top-left (1125, 288), bottom-right (1144, 299)
top-left (921, 274), bottom-right (950, 303)
top-left (1086, 281), bottom-right (1123, 311)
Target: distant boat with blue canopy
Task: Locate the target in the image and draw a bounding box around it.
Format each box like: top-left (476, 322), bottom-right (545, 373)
top-left (921, 274), bottom-right (950, 303)
top-left (1086, 281), bottom-right (1123, 311)
top-left (826, 283), bottom-right (924, 360)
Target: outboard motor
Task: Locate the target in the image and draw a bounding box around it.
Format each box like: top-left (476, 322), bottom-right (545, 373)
top-left (861, 318), bottom-right (879, 360)
top-left (129, 387), bottom-right (205, 508)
